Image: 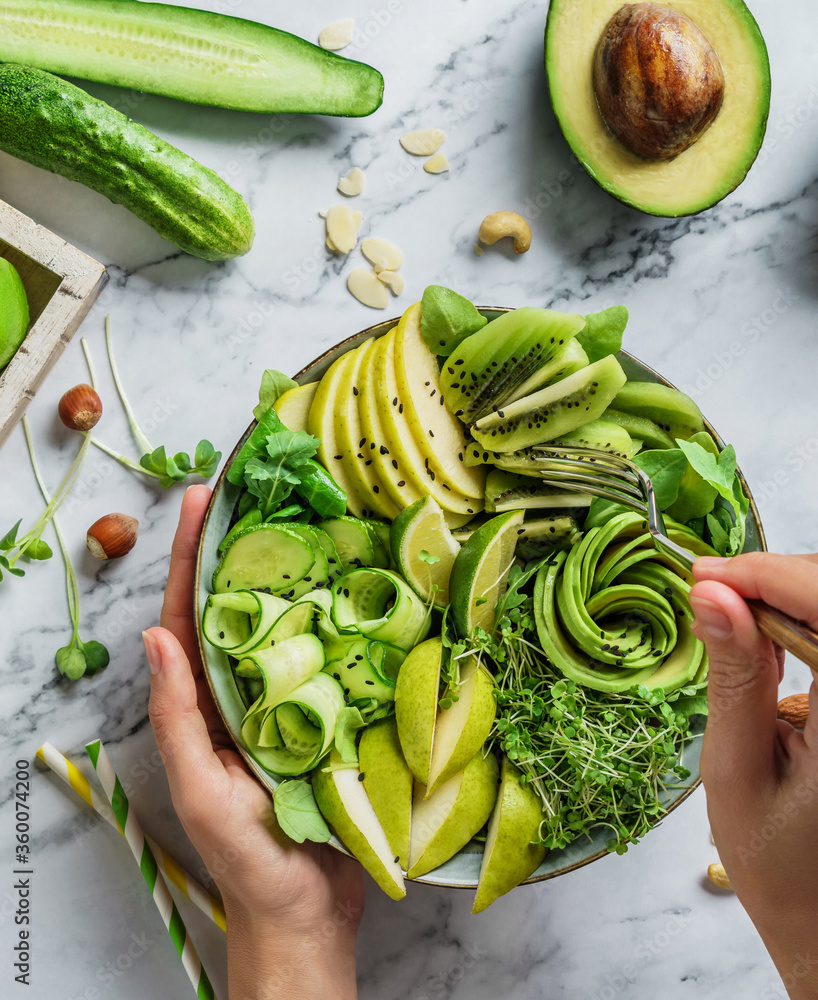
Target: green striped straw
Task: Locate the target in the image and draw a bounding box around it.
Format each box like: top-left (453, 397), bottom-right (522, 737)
top-left (86, 739), bottom-right (217, 1000)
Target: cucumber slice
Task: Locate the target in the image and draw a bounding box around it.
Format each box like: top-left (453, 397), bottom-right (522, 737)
top-left (359, 520), bottom-right (392, 569)
top-left (212, 524), bottom-right (315, 595)
top-left (331, 568), bottom-right (431, 651)
top-left (323, 636), bottom-right (402, 704)
top-left (202, 590), bottom-right (290, 656)
top-left (274, 523), bottom-right (333, 598)
top-left (0, 0), bottom-right (384, 118)
top-left (318, 517), bottom-right (376, 571)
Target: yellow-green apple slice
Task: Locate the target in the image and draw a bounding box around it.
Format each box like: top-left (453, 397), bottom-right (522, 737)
top-left (392, 302), bottom-right (486, 502)
top-left (312, 749), bottom-right (406, 900)
top-left (394, 636), bottom-right (443, 786)
top-left (359, 717), bottom-right (413, 870)
top-left (472, 756), bottom-right (547, 913)
top-left (407, 751), bottom-right (499, 879)
top-left (273, 381), bottom-right (319, 432)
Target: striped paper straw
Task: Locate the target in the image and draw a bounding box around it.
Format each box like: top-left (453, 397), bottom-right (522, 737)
top-left (36, 743), bottom-right (226, 932)
top-left (86, 739), bottom-right (217, 1000)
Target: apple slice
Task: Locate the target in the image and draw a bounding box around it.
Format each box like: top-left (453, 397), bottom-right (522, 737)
top-left (426, 657), bottom-right (496, 796)
top-left (312, 749), bottom-right (406, 901)
top-left (359, 717), bottom-right (412, 870)
top-left (407, 751), bottom-right (499, 879)
top-left (392, 302), bottom-right (486, 501)
top-left (336, 338), bottom-right (399, 520)
top-left (472, 756), bottom-right (547, 914)
top-left (394, 636), bottom-right (443, 786)
top-left (307, 350), bottom-right (368, 518)
top-left (273, 381), bottom-right (319, 433)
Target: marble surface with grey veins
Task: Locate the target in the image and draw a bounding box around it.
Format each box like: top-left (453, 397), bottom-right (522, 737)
top-left (1, 0), bottom-right (817, 997)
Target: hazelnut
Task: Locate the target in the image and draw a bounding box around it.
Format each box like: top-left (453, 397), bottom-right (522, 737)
top-left (58, 383), bottom-right (103, 432)
top-left (86, 513), bottom-right (139, 560)
top-left (593, 3), bottom-right (725, 161)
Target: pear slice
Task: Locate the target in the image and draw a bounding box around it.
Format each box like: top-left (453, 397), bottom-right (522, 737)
top-left (273, 381), bottom-right (319, 433)
top-left (472, 756), bottom-right (547, 914)
top-left (359, 717), bottom-right (412, 870)
top-left (394, 636), bottom-right (443, 786)
top-left (426, 657), bottom-right (496, 796)
top-left (336, 338), bottom-right (400, 520)
top-left (312, 749), bottom-right (406, 901)
top-left (407, 751), bottom-right (499, 879)
top-left (392, 302), bottom-right (486, 502)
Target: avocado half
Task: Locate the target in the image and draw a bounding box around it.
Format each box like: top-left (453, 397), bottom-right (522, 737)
top-left (545, 0), bottom-right (771, 217)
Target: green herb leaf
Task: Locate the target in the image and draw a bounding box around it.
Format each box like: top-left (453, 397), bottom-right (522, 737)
top-left (244, 430), bottom-right (321, 520)
top-left (577, 306), bottom-right (628, 363)
top-left (23, 539), bottom-right (52, 561)
top-left (254, 370), bottom-right (298, 422)
top-left (56, 645), bottom-right (87, 680)
top-left (420, 285), bottom-right (487, 357)
top-left (0, 520), bottom-right (22, 550)
top-left (334, 706), bottom-right (367, 764)
top-left (417, 549), bottom-right (440, 565)
top-left (634, 449), bottom-right (689, 509)
top-left (79, 639), bottom-right (110, 676)
top-left (272, 779), bottom-right (332, 844)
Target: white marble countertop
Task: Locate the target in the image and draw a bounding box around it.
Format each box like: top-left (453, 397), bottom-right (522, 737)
top-left (1, 0), bottom-right (816, 996)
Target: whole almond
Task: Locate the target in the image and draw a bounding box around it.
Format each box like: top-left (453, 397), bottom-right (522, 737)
top-left (777, 693), bottom-right (809, 729)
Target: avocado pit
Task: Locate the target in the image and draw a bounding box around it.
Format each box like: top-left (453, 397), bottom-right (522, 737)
top-left (593, 2), bottom-right (725, 161)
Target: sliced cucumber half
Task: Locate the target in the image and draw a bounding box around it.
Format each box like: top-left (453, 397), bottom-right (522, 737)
top-left (212, 523), bottom-right (315, 595)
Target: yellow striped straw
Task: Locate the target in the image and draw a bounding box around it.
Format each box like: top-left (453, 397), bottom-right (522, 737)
top-left (36, 742), bottom-right (226, 932)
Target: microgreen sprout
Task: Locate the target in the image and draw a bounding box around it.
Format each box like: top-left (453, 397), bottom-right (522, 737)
top-left (461, 561), bottom-right (699, 853)
top-left (22, 415), bottom-right (109, 681)
top-left (87, 316), bottom-right (220, 487)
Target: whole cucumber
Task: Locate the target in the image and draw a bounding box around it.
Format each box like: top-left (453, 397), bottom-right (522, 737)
top-left (0, 64), bottom-right (254, 261)
top-left (0, 0), bottom-right (383, 118)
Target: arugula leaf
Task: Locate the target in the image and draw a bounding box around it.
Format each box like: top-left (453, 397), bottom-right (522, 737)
top-left (334, 706), bottom-right (367, 764)
top-left (273, 779), bottom-right (332, 844)
top-left (577, 306), bottom-right (628, 363)
top-left (634, 449), bottom-right (689, 509)
top-left (227, 406), bottom-right (285, 486)
top-left (244, 430), bottom-right (321, 520)
top-left (254, 370), bottom-right (298, 422)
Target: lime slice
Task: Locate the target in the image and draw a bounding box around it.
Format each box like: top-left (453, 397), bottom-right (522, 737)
top-left (449, 510), bottom-right (524, 636)
top-left (390, 495), bottom-right (461, 607)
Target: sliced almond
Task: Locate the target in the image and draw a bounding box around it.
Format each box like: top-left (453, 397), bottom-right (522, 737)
top-left (377, 270), bottom-right (405, 295)
top-left (325, 203), bottom-right (358, 255)
top-left (318, 208), bottom-right (328, 219)
top-left (361, 237), bottom-right (403, 271)
top-left (337, 167), bottom-right (366, 197)
top-left (318, 19), bottom-right (354, 51)
top-left (424, 152), bottom-right (450, 174)
top-left (400, 129), bottom-right (446, 156)
top-left (348, 269), bottom-right (390, 309)
top-left (352, 211), bottom-right (362, 231)
top-left (326, 236), bottom-right (340, 253)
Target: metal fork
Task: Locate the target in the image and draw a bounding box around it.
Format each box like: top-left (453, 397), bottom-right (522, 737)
top-left (526, 445), bottom-right (818, 671)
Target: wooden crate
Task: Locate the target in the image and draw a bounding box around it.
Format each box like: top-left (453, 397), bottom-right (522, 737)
top-left (0, 199), bottom-right (108, 448)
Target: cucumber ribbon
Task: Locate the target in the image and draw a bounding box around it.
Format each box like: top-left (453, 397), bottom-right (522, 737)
top-left (534, 512), bottom-right (706, 694)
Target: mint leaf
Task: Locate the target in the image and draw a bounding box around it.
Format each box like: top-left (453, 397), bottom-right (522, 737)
top-left (254, 370), bottom-right (298, 422)
top-left (634, 449), bottom-right (689, 509)
top-left (577, 306), bottom-right (628, 363)
top-left (273, 779), bottom-right (332, 844)
top-left (334, 706), bottom-right (367, 764)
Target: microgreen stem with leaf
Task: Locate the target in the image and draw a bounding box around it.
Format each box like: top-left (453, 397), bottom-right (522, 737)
top-left (87, 315), bottom-right (220, 488)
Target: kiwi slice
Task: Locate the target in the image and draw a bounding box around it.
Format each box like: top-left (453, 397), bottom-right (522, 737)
top-left (439, 307), bottom-right (586, 423)
top-left (610, 382), bottom-right (703, 440)
top-left (486, 469), bottom-right (593, 513)
top-left (471, 355), bottom-right (627, 453)
top-left (506, 338), bottom-right (590, 404)
top-left (548, 417), bottom-right (636, 458)
top-left (603, 407), bottom-right (674, 450)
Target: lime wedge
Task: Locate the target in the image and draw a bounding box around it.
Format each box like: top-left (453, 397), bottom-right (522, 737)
top-left (390, 495), bottom-right (461, 607)
top-left (449, 510), bottom-right (524, 636)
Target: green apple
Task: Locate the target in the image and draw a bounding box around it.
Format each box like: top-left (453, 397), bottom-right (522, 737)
top-left (472, 756), bottom-right (547, 914)
top-left (273, 381), bottom-right (318, 433)
top-left (426, 656), bottom-right (496, 796)
top-left (359, 717), bottom-right (412, 870)
top-left (407, 750), bottom-right (499, 879)
top-left (336, 337), bottom-right (399, 521)
top-left (394, 636), bottom-right (443, 786)
top-left (312, 749), bottom-right (406, 901)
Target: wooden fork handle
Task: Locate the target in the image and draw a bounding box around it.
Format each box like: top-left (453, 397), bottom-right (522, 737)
top-left (747, 599), bottom-right (818, 671)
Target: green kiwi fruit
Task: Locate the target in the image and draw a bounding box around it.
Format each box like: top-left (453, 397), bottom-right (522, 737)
top-left (439, 307), bottom-right (586, 422)
top-left (610, 382), bottom-right (704, 440)
top-left (471, 355), bottom-right (627, 453)
top-left (485, 469), bottom-right (593, 512)
top-left (506, 338), bottom-right (590, 403)
top-left (603, 408), bottom-right (674, 450)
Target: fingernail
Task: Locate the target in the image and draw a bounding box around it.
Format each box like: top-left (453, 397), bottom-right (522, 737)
top-left (142, 630), bottom-right (162, 675)
top-left (690, 597), bottom-right (733, 640)
top-left (695, 557), bottom-right (727, 572)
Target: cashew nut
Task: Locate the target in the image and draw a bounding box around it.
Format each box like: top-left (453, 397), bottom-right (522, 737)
top-left (478, 211), bottom-right (532, 254)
